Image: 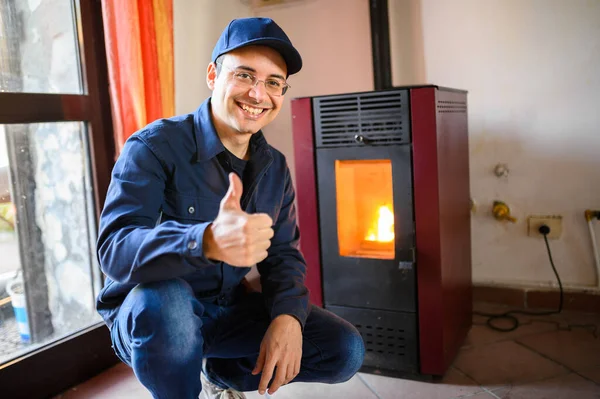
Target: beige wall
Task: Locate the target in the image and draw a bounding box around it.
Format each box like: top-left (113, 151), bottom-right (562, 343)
top-left (402, 0), bottom-right (600, 290)
top-left (389, 0), bottom-right (426, 85)
top-left (174, 0), bottom-right (252, 114)
top-left (174, 0), bottom-right (600, 291)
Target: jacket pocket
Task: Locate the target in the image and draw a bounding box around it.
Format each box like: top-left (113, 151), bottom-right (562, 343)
top-left (162, 190), bottom-right (221, 224)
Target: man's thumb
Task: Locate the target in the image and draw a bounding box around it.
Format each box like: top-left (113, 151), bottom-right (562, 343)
top-left (220, 172), bottom-right (243, 211)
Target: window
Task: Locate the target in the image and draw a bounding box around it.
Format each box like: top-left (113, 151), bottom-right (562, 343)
top-left (0, 0), bottom-right (116, 397)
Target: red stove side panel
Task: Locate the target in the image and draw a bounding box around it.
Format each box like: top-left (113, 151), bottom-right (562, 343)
top-left (410, 87), bottom-right (445, 375)
top-left (435, 89), bottom-right (472, 375)
top-left (291, 97), bottom-right (323, 307)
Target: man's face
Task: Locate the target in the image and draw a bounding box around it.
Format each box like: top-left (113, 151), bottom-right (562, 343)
top-left (207, 45), bottom-right (288, 136)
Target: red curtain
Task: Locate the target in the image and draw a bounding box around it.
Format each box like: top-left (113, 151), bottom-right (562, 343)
top-left (102, 0), bottom-right (174, 154)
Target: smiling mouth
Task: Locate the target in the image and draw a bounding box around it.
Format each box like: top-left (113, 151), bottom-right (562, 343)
top-left (237, 101), bottom-right (268, 117)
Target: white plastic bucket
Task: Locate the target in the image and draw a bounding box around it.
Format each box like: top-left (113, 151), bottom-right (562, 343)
top-left (6, 278), bottom-right (30, 343)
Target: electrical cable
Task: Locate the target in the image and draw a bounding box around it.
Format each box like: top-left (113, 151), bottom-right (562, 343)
top-left (473, 225), bottom-right (565, 333)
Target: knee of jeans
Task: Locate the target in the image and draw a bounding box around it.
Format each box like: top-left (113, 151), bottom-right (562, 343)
top-left (128, 279), bottom-right (203, 359)
top-left (332, 325), bottom-right (365, 382)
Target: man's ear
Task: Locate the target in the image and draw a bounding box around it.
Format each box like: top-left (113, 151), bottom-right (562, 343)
top-left (207, 62), bottom-right (217, 90)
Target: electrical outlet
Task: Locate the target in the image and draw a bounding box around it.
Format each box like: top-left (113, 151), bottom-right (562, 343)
top-left (527, 215), bottom-right (562, 239)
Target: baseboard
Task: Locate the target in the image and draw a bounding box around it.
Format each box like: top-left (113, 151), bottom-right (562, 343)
top-left (473, 284), bottom-right (600, 314)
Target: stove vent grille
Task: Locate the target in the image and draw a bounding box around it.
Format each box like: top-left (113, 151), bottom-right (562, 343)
top-left (313, 90), bottom-right (410, 148)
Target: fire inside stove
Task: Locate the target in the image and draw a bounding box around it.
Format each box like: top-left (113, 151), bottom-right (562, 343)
top-left (365, 205), bottom-right (395, 242)
top-left (335, 159), bottom-right (395, 260)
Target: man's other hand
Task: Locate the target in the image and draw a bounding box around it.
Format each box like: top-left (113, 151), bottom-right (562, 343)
top-left (203, 172), bottom-right (274, 267)
top-left (252, 314), bottom-right (302, 395)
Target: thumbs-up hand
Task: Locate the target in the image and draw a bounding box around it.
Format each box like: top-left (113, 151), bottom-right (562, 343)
top-left (203, 173), bottom-right (274, 267)
top-left (220, 170), bottom-right (244, 211)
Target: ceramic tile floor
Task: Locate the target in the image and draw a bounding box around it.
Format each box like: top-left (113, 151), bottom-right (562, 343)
top-left (54, 302), bottom-right (600, 399)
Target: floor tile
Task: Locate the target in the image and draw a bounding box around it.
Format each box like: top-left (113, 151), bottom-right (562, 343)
top-left (533, 309), bottom-right (600, 331)
top-left (579, 365), bottom-right (600, 384)
top-left (359, 367), bottom-right (486, 399)
top-left (463, 392), bottom-right (503, 399)
top-left (489, 373), bottom-right (600, 399)
top-left (516, 329), bottom-right (600, 372)
top-left (464, 321), bottom-right (557, 348)
top-left (472, 303), bottom-right (600, 331)
top-left (470, 303), bottom-right (540, 336)
top-left (245, 374), bottom-right (377, 399)
top-left (56, 366), bottom-right (375, 399)
top-left (53, 363), bottom-right (151, 399)
top-left (452, 340), bottom-right (568, 386)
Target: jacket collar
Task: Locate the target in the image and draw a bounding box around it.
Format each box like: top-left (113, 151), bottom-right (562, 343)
top-left (193, 97), bottom-right (272, 163)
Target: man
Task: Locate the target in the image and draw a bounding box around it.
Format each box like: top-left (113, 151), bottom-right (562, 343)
top-left (96, 17), bottom-right (365, 399)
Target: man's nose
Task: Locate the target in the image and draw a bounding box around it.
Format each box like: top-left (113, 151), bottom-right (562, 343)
top-left (248, 80), bottom-right (268, 101)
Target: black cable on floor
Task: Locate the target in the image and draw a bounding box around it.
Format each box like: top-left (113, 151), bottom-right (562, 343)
top-left (473, 227), bottom-right (564, 333)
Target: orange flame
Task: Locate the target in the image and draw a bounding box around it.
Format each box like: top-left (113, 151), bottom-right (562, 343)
top-left (365, 205), bottom-right (394, 242)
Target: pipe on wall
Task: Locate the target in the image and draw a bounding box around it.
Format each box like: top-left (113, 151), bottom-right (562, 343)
top-left (369, 0), bottom-right (392, 90)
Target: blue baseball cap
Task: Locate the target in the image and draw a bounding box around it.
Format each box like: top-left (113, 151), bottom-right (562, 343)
top-left (212, 18), bottom-right (303, 76)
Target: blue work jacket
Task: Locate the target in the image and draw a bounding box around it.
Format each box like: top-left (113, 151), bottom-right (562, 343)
top-left (96, 98), bottom-right (309, 329)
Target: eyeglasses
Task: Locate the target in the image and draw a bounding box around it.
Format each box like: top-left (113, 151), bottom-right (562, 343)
top-left (216, 62), bottom-right (291, 96)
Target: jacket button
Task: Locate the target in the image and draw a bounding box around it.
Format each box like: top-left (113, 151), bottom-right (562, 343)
top-left (188, 206), bottom-right (195, 214)
top-left (187, 240), bottom-right (198, 250)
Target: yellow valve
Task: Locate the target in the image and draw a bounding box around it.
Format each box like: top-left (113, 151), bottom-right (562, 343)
top-left (584, 209), bottom-right (600, 222)
top-left (492, 201), bottom-right (517, 223)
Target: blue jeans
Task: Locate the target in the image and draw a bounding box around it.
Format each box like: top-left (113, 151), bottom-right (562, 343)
top-left (109, 278), bottom-right (365, 399)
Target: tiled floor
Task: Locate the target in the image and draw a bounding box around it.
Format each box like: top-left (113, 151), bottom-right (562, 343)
top-left (54, 302), bottom-right (600, 399)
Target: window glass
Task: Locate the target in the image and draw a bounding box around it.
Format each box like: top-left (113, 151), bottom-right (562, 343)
top-left (0, 122), bottom-right (100, 365)
top-left (0, 0), bottom-right (82, 93)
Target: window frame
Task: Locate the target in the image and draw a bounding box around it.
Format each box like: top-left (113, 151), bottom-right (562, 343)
top-left (0, 0), bottom-right (118, 397)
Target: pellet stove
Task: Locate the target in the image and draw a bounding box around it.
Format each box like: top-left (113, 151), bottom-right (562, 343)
top-left (291, 86), bottom-right (472, 377)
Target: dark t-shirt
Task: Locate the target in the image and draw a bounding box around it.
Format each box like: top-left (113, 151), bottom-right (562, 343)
top-left (227, 149), bottom-right (247, 179)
